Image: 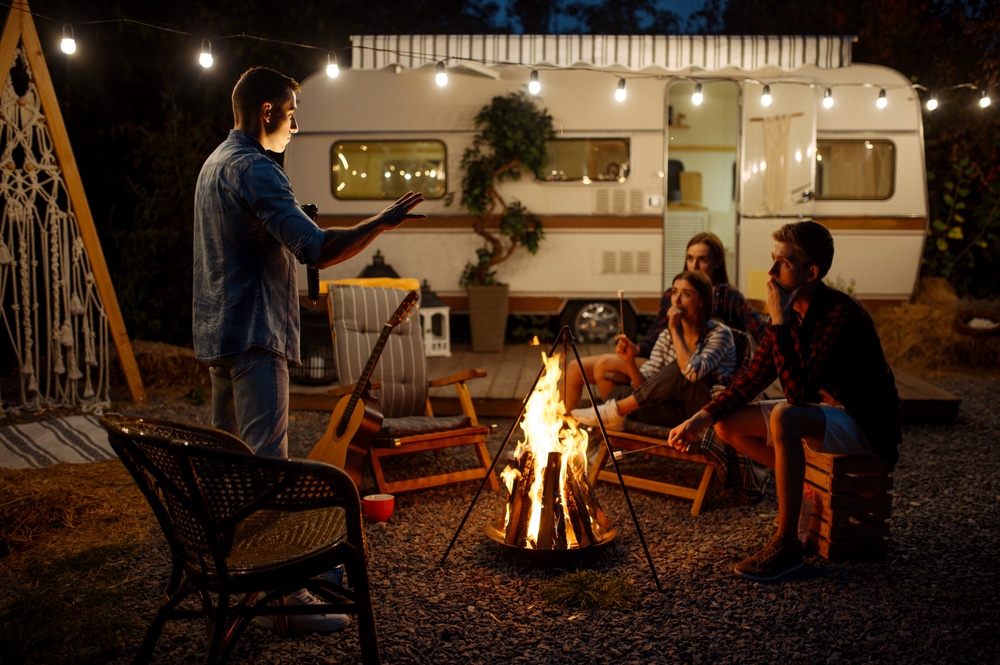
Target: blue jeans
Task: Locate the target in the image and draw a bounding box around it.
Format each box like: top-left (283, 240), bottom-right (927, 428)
top-left (209, 348), bottom-right (289, 458)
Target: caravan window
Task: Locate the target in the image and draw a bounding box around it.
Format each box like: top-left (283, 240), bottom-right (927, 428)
top-left (815, 140), bottom-right (895, 200)
top-left (331, 140), bottom-right (447, 200)
top-left (543, 138), bottom-right (630, 183)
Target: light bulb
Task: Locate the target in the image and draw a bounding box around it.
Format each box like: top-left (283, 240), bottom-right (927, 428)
top-left (926, 95), bottom-right (938, 111)
top-left (980, 90), bottom-right (991, 108)
top-left (326, 52), bottom-right (340, 78)
top-left (199, 39), bottom-right (213, 69)
top-left (691, 83), bottom-right (703, 106)
top-left (822, 88), bottom-right (834, 109)
top-left (761, 84), bottom-right (772, 107)
top-left (60, 24), bottom-right (76, 55)
top-left (615, 78), bottom-right (627, 103)
top-left (876, 89), bottom-right (887, 109)
top-left (528, 70), bottom-right (540, 95)
top-left (435, 61), bottom-right (448, 87)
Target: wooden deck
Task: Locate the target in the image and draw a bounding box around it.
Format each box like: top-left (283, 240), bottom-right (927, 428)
top-left (290, 342), bottom-right (961, 421)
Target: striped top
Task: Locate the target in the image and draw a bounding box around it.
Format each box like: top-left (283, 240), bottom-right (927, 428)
top-left (641, 319), bottom-right (738, 392)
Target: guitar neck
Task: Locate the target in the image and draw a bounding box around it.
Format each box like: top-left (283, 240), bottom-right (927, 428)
top-left (342, 322), bottom-right (393, 420)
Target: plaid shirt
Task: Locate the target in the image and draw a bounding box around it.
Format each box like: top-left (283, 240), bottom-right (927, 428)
top-left (638, 284), bottom-right (768, 357)
top-left (703, 282), bottom-right (901, 464)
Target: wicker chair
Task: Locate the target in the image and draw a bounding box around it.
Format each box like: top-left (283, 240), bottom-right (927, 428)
top-left (100, 413), bottom-right (380, 665)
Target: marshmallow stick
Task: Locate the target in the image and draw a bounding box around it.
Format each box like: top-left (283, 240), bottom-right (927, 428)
top-left (617, 290), bottom-right (625, 334)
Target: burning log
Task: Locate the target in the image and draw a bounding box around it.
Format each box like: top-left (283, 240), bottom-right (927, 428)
top-left (503, 454), bottom-right (535, 546)
top-left (536, 451), bottom-right (566, 550)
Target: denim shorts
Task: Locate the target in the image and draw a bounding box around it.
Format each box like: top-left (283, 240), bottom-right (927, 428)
top-left (209, 348), bottom-right (289, 458)
top-left (758, 399), bottom-right (875, 457)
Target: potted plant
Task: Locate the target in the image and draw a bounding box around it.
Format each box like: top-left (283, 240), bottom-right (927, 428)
top-left (452, 91), bottom-right (555, 351)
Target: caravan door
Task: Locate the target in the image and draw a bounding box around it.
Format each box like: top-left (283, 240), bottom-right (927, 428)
top-left (737, 81), bottom-right (817, 302)
top-left (663, 80), bottom-right (740, 290)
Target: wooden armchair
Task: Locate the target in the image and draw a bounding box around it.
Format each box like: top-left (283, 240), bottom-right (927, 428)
top-left (589, 329), bottom-right (765, 515)
top-left (311, 280), bottom-right (498, 494)
top-left (100, 413), bottom-right (380, 665)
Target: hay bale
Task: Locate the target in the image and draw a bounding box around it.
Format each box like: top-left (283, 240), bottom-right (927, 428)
top-left (875, 284), bottom-right (1000, 372)
top-left (0, 461), bottom-right (152, 565)
top-left (913, 277), bottom-right (959, 306)
top-left (112, 340), bottom-right (208, 390)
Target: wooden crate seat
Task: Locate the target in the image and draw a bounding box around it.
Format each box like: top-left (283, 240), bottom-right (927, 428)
top-left (803, 447), bottom-right (894, 560)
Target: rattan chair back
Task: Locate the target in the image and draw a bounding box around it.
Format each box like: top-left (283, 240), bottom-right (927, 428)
top-left (101, 413), bottom-right (380, 665)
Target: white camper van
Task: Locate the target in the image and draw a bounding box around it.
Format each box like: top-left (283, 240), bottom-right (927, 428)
top-left (285, 35), bottom-right (928, 341)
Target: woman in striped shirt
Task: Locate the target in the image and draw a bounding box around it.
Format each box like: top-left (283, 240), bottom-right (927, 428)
top-left (570, 270), bottom-right (738, 431)
top-left (564, 232), bottom-right (763, 413)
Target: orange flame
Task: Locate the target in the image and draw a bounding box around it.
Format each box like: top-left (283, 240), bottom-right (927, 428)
top-left (500, 351), bottom-right (590, 548)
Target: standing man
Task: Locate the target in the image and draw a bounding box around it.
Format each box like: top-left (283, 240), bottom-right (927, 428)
top-left (194, 66), bottom-right (425, 459)
top-left (669, 220), bottom-right (900, 582)
top-left (194, 66), bottom-right (424, 633)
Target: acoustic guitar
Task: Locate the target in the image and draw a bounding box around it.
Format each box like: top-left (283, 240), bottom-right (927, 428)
top-left (308, 291), bottom-right (419, 487)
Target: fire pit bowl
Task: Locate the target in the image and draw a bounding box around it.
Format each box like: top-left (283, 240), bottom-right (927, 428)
top-left (484, 523), bottom-right (617, 567)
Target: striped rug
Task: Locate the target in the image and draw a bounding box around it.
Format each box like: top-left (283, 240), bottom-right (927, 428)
top-left (0, 415), bottom-right (113, 469)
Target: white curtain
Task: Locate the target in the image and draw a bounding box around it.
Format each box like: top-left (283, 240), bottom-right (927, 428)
top-left (762, 116), bottom-right (792, 215)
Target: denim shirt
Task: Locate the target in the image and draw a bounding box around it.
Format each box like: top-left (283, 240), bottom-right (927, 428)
top-left (193, 130), bottom-right (325, 363)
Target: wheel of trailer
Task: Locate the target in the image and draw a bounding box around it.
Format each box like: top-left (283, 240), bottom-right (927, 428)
top-left (559, 300), bottom-right (636, 344)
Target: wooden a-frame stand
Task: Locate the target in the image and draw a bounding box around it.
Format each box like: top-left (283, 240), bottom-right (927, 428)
top-left (0, 1), bottom-right (146, 403)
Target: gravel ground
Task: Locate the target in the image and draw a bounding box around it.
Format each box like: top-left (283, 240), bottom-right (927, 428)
top-left (61, 372), bottom-right (1000, 664)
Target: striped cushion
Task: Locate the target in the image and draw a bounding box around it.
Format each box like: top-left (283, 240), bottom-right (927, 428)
top-left (329, 284), bottom-right (427, 419)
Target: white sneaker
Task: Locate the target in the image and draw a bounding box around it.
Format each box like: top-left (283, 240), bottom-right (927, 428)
top-left (570, 399), bottom-right (625, 431)
top-left (253, 588), bottom-right (350, 633)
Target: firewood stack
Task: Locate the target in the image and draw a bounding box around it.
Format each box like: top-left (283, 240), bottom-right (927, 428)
top-left (501, 449), bottom-right (613, 550)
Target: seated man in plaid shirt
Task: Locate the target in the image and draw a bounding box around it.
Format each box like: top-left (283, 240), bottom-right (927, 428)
top-left (669, 220), bottom-right (901, 582)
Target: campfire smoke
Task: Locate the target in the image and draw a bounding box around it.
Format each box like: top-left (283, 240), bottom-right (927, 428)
top-left (494, 352), bottom-right (613, 551)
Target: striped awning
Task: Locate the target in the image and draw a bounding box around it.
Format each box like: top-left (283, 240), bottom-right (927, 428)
top-left (351, 35), bottom-right (855, 73)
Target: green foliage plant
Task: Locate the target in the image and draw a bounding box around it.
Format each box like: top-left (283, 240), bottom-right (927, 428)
top-left (924, 157), bottom-right (1000, 297)
top-left (453, 92), bottom-right (555, 286)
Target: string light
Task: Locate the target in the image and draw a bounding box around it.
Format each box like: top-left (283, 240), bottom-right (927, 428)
top-left (59, 24), bottom-right (76, 55)
top-left (691, 82), bottom-right (703, 106)
top-left (198, 39), bottom-right (213, 69)
top-left (435, 61), bottom-right (448, 87)
top-left (528, 69), bottom-right (540, 95)
top-left (14, 7), bottom-right (996, 119)
top-left (822, 87), bottom-right (834, 108)
top-left (615, 78), bottom-right (627, 102)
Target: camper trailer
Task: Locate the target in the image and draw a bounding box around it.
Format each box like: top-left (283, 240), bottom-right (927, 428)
top-left (285, 35), bottom-right (928, 341)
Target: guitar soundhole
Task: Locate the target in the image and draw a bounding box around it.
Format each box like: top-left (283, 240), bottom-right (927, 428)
top-left (336, 418), bottom-right (349, 438)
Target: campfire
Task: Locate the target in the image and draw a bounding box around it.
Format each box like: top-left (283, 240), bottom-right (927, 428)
top-left (487, 352), bottom-right (615, 555)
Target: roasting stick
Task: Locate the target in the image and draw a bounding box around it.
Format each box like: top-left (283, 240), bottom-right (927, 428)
top-left (612, 443), bottom-right (678, 459)
top-left (618, 289), bottom-right (624, 333)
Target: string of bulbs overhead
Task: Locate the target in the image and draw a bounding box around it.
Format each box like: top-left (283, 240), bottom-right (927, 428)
top-left (47, 9), bottom-right (993, 114)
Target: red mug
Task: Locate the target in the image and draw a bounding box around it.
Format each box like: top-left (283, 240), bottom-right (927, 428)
top-left (362, 494), bottom-right (394, 522)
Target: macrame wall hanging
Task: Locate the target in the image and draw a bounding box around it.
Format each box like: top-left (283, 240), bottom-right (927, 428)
top-left (0, 1), bottom-right (145, 415)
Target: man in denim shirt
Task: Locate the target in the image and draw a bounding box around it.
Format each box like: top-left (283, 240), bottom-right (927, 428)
top-left (194, 67), bottom-right (424, 633)
top-left (194, 66), bottom-right (425, 460)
